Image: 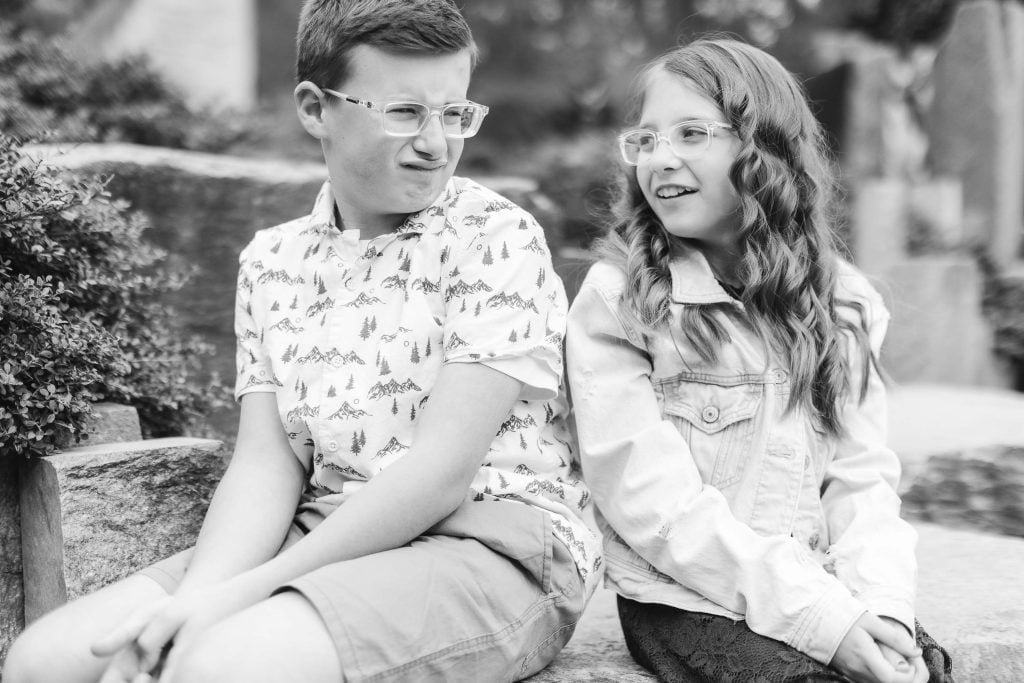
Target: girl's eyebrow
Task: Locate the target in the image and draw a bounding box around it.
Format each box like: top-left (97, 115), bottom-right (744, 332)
top-left (636, 116), bottom-right (720, 129)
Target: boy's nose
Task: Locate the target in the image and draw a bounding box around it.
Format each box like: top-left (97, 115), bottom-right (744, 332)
top-left (412, 113), bottom-right (448, 157)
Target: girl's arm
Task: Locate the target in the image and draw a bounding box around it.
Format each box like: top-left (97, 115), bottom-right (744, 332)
top-left (821, 288), bottom-right (918, 633)
top-left (566, 273), bottom-right (865, 666)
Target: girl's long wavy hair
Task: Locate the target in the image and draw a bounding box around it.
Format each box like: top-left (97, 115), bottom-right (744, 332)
top-left (597, 38), bottom-right (878, 437)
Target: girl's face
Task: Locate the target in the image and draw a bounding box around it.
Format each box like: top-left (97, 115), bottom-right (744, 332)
top-left (635, 67), bottom-right (743, 258)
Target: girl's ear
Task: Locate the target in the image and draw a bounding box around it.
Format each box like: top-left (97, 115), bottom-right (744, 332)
top-left (294, 81), bottom-right (328, 140)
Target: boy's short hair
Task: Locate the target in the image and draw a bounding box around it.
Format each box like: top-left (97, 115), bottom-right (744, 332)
top-left (296, 0), bottom-right (478, 88)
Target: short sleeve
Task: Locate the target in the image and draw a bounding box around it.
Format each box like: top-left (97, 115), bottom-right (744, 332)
top-left (234, 241), bottom-right (277, 400)
top-left (441, 199), bottom-right (566, 401)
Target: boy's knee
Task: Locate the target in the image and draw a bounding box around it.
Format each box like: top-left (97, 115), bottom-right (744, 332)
top-left (163, 630), bottom-right (252, 683)
top-left (3, 623), bottom-right (56, 683)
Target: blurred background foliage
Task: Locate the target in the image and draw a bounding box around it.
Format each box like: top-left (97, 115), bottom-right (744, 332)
top-left (0, 0), bottom-right (963, 253)
top-left (0, 0), bottom-right (968, 256)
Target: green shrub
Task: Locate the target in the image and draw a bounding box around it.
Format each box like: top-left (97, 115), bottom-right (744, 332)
top-left (0, 21), bottom-right (245, 151)
top-left (0, 134), bottom-right (228, 458)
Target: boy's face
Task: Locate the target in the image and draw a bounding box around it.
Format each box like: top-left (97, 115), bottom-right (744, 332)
top-left (313, 45), bottom-right (473, 238)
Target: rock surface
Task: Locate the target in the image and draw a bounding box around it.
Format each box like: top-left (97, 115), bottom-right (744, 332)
top-left (18, 437), bottom-right (226, 624)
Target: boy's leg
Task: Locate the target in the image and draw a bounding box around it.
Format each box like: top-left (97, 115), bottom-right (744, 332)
top-left (2, 573), bottom-right (170, 683)
top-left (162, 591), bottom-right (340, 683)
top-left (157, 502), bottom-right (585, 683)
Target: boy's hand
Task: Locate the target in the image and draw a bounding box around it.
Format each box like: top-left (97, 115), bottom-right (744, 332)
top-left (92, 579), bottom-right (266, 682)
top-left (92, 597), bottom-right (172, 683)
top-left (831, 613), bottom-right (922, 683)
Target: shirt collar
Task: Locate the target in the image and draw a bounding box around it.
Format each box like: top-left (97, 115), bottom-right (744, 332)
top-left (668, 244), bottom-right (737, 305)
top-left (307, 179), bottom-right (457, 238)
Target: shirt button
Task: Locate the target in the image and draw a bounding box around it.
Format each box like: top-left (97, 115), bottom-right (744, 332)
top-left (701, 405), bottom-right (720, 423)
top-left (326, 440), bottom-right (339, 452)
top-left (330, 356), bottom-right (343, 368)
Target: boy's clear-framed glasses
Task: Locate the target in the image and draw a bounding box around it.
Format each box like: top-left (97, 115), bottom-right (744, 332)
top-left (321, 88), bottom-right (489, 138)
top-left (618, 120), bottom-right (734, 166)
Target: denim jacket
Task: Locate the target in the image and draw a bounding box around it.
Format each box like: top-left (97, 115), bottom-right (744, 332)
top-left (566, 246), bottom-right (917, 665)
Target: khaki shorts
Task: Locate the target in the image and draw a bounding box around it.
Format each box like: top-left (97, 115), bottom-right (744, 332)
top-left (140, 498), bottom-right (586, 682)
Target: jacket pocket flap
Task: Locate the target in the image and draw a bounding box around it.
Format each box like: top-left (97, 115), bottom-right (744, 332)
top-left (661, 383), bottom-right (760, 435)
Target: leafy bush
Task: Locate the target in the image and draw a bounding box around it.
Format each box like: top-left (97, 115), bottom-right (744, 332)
top-left (0, 134), bottom-right (228, 458)
top-left (0, 21), bottom-right (245, 151)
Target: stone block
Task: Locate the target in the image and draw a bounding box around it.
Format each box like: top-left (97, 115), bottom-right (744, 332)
top-left (877, 256), bottom-right (1010, 386)
top-left (906, 177), bottom-right (965, 251)
top-left (0, 459), bottom-right (24, 665)
top-left (915, 523), bottom-right (1024, 682)
top-left (78, 403), bottom-right (143, 447)
top-left (28, 143), bottom-right (567, 438)
top-left (927, 0), bottom-right (1024, 264)
top-left (18, 437), bottom-right (226, 624)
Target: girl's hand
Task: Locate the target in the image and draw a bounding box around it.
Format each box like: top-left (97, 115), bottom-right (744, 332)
top-left (831, 613), bottom-right (922, 683)
top-left (877, 617), bottom-right (929, 683)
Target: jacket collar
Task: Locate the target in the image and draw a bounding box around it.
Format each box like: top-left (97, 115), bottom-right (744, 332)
top-left (668, 244), bottom-right (737, 305)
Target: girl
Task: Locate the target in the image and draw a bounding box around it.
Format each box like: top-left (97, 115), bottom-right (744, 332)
top-left (566, 38), bottom-right (953, 683)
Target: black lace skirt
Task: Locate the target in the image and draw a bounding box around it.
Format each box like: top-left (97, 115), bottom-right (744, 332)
top-left (617, 595), bottom-right (954, 683)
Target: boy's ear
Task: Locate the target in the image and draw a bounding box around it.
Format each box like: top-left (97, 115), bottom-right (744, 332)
top-left (295, 81), bottom-right (328, 139)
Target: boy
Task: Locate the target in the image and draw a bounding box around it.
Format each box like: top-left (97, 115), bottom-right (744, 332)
top-left (2, 2), bottom-right (599, 681)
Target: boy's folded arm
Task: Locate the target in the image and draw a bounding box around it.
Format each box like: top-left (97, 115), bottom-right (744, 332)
top-left (234, 361), bottom-right (524, 596)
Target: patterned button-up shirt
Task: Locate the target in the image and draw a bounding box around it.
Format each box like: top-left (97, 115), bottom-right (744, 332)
top-left (234, 178), bottom-right (601, 591)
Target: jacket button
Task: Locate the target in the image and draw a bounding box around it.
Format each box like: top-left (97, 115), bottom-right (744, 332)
top-left (701, 405), bottom-right (720, 423)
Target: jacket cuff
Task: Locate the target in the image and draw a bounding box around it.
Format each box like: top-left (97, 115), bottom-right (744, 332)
top-left (791, 582), bottom-right (867, 664)
top-left (860, 589), bottom-right (915, 635)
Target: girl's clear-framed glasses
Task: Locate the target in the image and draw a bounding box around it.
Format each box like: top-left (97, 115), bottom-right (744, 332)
top-left (618, 120), bottom-right (733, 166)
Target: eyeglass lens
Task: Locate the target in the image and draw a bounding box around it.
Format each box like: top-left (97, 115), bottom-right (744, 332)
top-left (620, 122), bottom-right (712, 164)
top-left (382, 102), bottom-right (483, 137)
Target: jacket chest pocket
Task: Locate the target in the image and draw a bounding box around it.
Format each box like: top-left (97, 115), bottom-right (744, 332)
top-left (658, 380), bottom-right (762, 489)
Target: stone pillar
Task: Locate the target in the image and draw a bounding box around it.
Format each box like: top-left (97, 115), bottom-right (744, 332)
top-left (70, 0), bottom-right (259, 112)
top-left (850, 178), bottom-right (909, 276)
top-left (927, 0), bottom-right (1024, 264)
